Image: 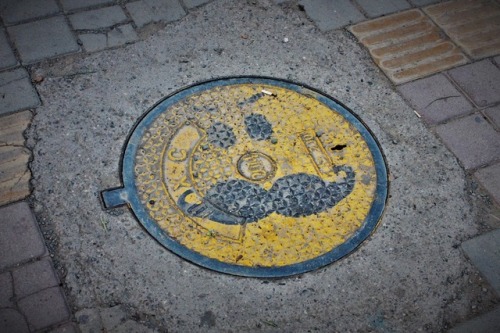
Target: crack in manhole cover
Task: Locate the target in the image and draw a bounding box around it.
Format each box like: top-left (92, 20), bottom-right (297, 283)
top-left (101, 77), bottom-right (388, 277)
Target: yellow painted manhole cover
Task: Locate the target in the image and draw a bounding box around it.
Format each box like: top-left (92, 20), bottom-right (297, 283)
top-left (102, 77), bottom-right (387, 277)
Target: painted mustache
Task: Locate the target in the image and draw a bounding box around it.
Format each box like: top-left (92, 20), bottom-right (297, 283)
top-left (178, 165), bottom-right (355, 225)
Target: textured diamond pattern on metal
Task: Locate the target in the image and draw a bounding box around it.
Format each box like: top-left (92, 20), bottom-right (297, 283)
top-left (101, 78), bottom-right (388, 277)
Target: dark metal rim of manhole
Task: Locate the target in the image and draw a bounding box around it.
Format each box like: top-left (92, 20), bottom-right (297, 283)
top-left (101, 76), bottom-right (389, 278)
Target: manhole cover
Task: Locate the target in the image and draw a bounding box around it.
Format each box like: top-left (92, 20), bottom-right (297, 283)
top-left (101, 77), bottom-right (388, 277)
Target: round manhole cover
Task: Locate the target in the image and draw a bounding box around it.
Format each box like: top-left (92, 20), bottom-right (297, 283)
top-left (102, 77), bottom-right (388, 277)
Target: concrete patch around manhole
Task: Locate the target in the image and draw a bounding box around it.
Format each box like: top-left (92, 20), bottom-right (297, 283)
top-left (28, 0), bottom-right (494, 330)
top-left (424, 0), bottom-right (500, 60)
top-left (349, 9), bottom-right (468, 84)
top-left (102, 77), bottom-right (388, 277)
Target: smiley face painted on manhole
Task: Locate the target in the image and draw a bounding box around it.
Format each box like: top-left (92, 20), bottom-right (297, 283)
top-left (101, 77), bottom-right (387, 277)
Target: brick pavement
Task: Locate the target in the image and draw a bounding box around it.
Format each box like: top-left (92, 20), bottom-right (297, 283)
top-left (0, 0), bottom-right (499, 331)
top-left (0, 202), bottom-right (73, 332)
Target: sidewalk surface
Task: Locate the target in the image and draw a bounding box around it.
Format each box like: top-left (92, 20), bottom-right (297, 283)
top-left (1, 0), bottom-right (499, 332)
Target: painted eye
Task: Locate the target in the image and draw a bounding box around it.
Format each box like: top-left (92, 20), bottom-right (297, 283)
top-left (207, 122), bottom-right (236, 148)
top-left (244, 113), bottom-right (273, 140)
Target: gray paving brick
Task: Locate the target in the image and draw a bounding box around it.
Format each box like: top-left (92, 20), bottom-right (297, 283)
top-left (48, 322), bottom-right (79, 333)
top-left (475, 163), bottom-right (500, 206)
top-left (107, 24), bottom-right (138, 47)
top-left (0, 308), bottom-right (29, 333)
top-left (79, 33), bottom-right (107, 52)
top-left (13, 258), bottom-right (60, 299)
top-left (0, 0), bottom-right (59, 25)
top-left (484, 105), bottom-right (500, 129)
top-left (0, 202), bottom-right (46, 270)
top-left (0, 272), bottom-right (14, 308)
top-left (448, 306), bottom-right (500, 333)
top-left (184, 0), bottom-right (212, 9)
top-left (8, 16), bottom-right (79, 64)
top-left (126, 0), bottom-right (187, 28)
top-left (0, 68), bottom-right (40, 115)
top-left (435, 114), bottom-right (500, 170)
top-left (298, 0), bottom-right (365, 31)
top-left (0, 29), bottom-right (17, 70)
top-left (80, 24), bottom-right (138, 52)
top-left (397, 73), bottom-right (474, 124)
top-left (448, 60), bottom-right (500, 107)
top-left (60, 0), bottom-right (114, 12)
top-left (18, 287), bottom-right (70, 331)
top-left (69, 6), bottom-right (128, 30)
top-left (462, 228), bottom-right (500, 295)
top-left (355, 0), bottom-right (411, 18)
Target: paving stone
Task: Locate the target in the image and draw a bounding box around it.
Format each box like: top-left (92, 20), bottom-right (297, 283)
top-left (0, 146), bottom-right (30, 205)
top-left (448, 306), bottom-right (500, 333)
top-left (69, 6), bottom-right (128, 30)
top-left (435, 114), bottom-right (500, 170)
top-left (0, 69), bottom-right (40, 115)
top-left (0, 202), bottom-right (46, 270)
top-left (184, 0), bottom-right (212, 8)
top-left (13, 258), bottom-right (60, 299)
top-left (0, 272), bottom-right (14, 308)
top-left (18, 287), bottom-right (70, 331)
top-left (80, 24), bottom-right (138, 52)
top-left (397, 73), bottom-right (473, 124)
top-left (355, 0), bottom-right (411, 18)
top-left (424, 0), bottom-right (500, 60)
top-left (448, 60), bottom-right (500, 107)
top-left (484, 105), bottom-right (500, 129)
top-left (76, 308), bottom-right (103, 333)
top-left (79, 33), bottom-right (107, 52)
top-left (8, 16), bottom-right (79, 64)
top-left (0, 0), bottom-right (59, 25)
top-left (126, 0), bottom-right (186, 29)
top-left (107, 24), bottom-right (138, 47)
top-left (0, 110), bottom-right (32, 145)
top-left (475, 163), bottom-right (500, 206)
top-left (0, 29), bottom-right (17, 70)
top-left (48, 322), bottom-right (79, 333)
top-left (60, 0), bottom-right (114, 12)
top-left (350, 9), bottom-right (467, 84)
top-left (462, 228), bottom-right (500, 294)
top-left (100, 305), bottom-right (126, 330)
top-left (0, 111), bottom-right (33, 205)
top-left (298, 0), bottom-right (365, 31)
top-left (0, 308), bottom-right (29, 333)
